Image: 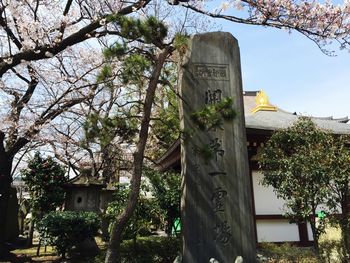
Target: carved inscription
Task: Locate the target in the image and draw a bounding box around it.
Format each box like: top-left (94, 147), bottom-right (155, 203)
top-left (208, 171), bottom-right (227, 177)
top-left (212, 187), bottom-right (227, 213)
top-left (194, 64), bottom-right (229, 81)
top-left (205, 89), bottom-right (222, 105)
top-left (213, 220), bottom-right (232, 245)
top-left (209, 138), bottom-right (225, 162)
top-left (192, 62), bottom-right (232, 251)
top-left (181, 32), bottom-right (256, 262)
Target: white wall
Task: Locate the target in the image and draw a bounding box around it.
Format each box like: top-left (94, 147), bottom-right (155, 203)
top-left (257, 220), bottom-right (300, 242)
top-left (307, 222), bottom-right (314, 241)
top-left (252, 171), bottom-right (286, 215)
top-left (252, 170), bottom-right (301, 243)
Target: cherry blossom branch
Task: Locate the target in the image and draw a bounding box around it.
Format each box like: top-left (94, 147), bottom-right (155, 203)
top-left (63, 0), bottom-right (73, 16)
top-left (0, 0), bottom-right (152, 77)
top-left (183, 0), bottom-right (350, 53)
top-left (0, 6), bottom-right (22, 50)
top-left (7, 65), bottom-right (39, 147)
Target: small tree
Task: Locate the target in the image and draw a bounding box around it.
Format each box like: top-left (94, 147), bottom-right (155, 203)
top-left (261, 118), bottom-right (350, 259)
top-left (38, 211), bottom-right (100, 259)
top-left (106, 183), bottom-right (160, 243)
top-left (326, 135), bottom-right (350, 261)
top-left (22, 152), bottom-right (67, 245)
top-left (146, 170), bottom-right (181, 236)
top-left (259, 117), bottom-right (334, 253)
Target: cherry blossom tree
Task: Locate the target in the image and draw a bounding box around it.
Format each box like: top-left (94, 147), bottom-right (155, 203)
top-left (46, 79), bottom-right (137, 183)
top-left (184, 0), bottom-right (350, 54)
top-left (0, 0), bottom-right (149, 258)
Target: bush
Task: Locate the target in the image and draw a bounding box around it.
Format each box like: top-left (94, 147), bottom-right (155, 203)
top-left (120, 236), bottom-right (180, 263)
top-left (106, 183), bottom-right (162, 240)
top-left (319, 239), bottom-right (343, 263)
top-left (22, 152), bottom-right (67, 217)
top-left (38, 211), bottom-right (100, 258)
top-left (258, 242), bottom-right (318, 263)
top-left (145, 169), bottom-right (181, 236)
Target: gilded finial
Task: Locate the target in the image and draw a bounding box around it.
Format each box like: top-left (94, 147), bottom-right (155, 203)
top-left (251, 90), bottom-right (277, 113)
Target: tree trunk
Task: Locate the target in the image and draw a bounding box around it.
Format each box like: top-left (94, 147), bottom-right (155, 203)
top-left (26, 219), bottom-right (35, 247)
top-left (340, 191), bottom-right (350, 262)
top-left (309, 215), bottom-right (320, 254)
top-left (132, 235), bottom-right (137, 256)
top-left (0, 153), bottom-right (15, 259)
top-left (104, 47), bottom-right (172, 263)
top-left (36, 239), bottom-right (41, 256)
top-left (341, 223), bottom-right (350, 263)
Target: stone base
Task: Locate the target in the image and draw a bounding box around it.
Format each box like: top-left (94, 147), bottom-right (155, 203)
top-left (69, 237), bottom-right (100, 258)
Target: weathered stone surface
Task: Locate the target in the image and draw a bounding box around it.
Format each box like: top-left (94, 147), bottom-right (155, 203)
top-left (179, 32), bottom-right (256, 263)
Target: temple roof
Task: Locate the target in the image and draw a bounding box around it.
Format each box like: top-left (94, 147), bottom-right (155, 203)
top-left (157, 91), bottom-right (350, 171)
top-left (156, 90), bottom-right (350, 171)
top-left (65, 170), bottom-right (106, 188)
top-left (244, 91), bottom-right (350, 134)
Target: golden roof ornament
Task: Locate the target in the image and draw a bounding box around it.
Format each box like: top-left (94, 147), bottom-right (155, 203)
top-left (251, 90), bottom-right (277, 113)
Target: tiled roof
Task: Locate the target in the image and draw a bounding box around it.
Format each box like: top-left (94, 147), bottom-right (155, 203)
top-left (244, 91), bottom-right (350, 134)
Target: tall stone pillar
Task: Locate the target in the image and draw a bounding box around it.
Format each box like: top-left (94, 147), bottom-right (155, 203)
top-left (179, 32), bottom-right (256, 263)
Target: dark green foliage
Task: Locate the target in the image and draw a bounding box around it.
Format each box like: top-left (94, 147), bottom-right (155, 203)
top-left (152, 100), bottom-right (179, 148)
top-left (261, 118), bottom-right (350, 259)
top-left (120, 236), bottom-right (180, 263)
top-left (103, 43), bottom-right (127, 60)
top-left (191, 97), bottom-right (236, 131)
top-left (259, 117), bottom-right (340, 252)
top-left (174, 33), bottom-right (189, 56)
top-left (259, 242), bottom-right (319, 263)
top-left (120, 53), bottom-right (152, 84)
top-left (83, 113), bottom-right (138, 148)
top-left (38, 211), bottom-right (100, 258)
top-left (146, 170), bottom-right (181, 235)
top-left (21, 152), bottom-right (67, 218)
top-left (319, 239), bottom-right (343, 263)
top-left (195, 144), bottom-right (215, 164)
top-left (138, 16), bottom-right (168, 44)
top-left (106, 183), bottom-right (161, 240)
top-left (100, 16), bottom-right (168, 86)
top-left (107, 15), bottom-right (168, 44)
top-left (152, 84), bottom-right (180, 153)
top-left (90, 236), bottom-right (179, 263)
top-left (96, 64), bottom-right (113, 83)
top-left (325, 135), bottom-right (350, 262)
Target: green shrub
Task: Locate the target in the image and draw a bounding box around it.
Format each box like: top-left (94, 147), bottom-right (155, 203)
top-left (106, 183), bottom-right (162, 240)
top-left (319, 239), bottom-right (343, 263)
top-left (120, 236), bottom-right (179, 263)
top-left (259, 242), bottom-right (318, 262)
top-left (22, 152), bottom-right (67, 218)
top-left (38, 211), bottom-right (100, 258)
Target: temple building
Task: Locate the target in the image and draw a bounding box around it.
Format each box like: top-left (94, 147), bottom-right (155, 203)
top-left (157, 90), bottom-right (350, 246)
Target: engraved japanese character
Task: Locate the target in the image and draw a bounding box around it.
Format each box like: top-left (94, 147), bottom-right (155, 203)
top-left (209, 138), bottom-right (225, 162)
top-left (205, 89), bottom-right (222, 105)
top-left (211, 187), bottom-right (227, 213)
top-left (208, 171), bottom-right (227, 177)
top-left (191, 145), bottom-right (201, 172)
top-left (214, 220), bottom-right (232, 245)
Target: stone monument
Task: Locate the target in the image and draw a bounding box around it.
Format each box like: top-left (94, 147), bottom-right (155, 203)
top-left (179, 32), bottom-right (256, 262)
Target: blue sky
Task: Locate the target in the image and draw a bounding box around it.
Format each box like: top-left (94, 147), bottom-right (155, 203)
top-left (219, 19), bottom-right (350, 118)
